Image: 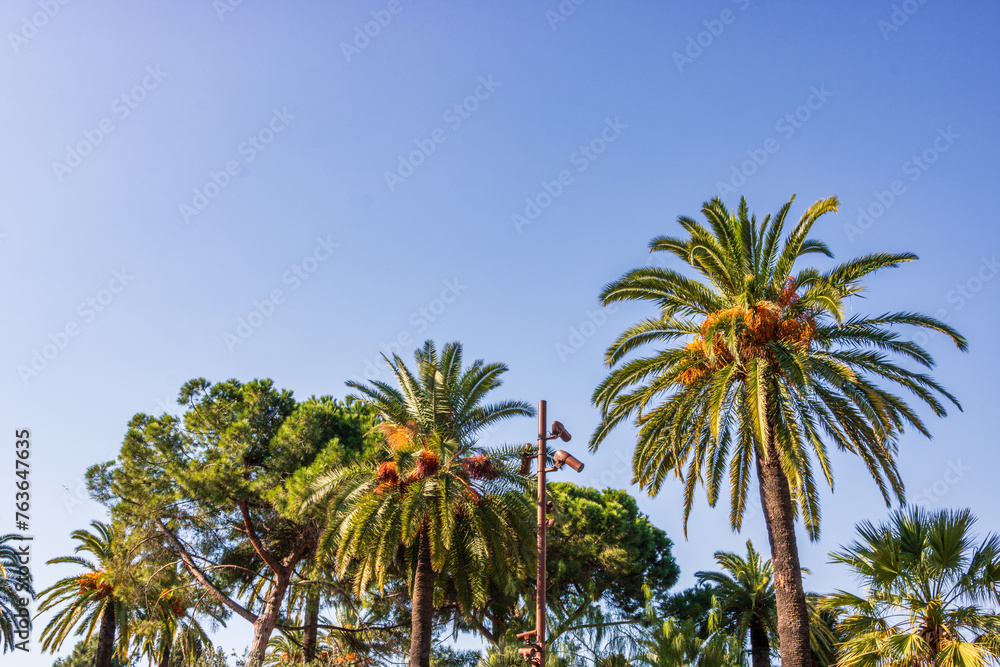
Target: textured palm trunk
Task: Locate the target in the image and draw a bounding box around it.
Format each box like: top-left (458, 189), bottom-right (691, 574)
top-left (749, 617), bottom-right (771, 667)
top-left (158, 637), bottom-right (172, 667)
top-left (409, 527), bottom-right (435, 667)
top-left (756, 435), bottom-right (813, 667)
top-left (302, 581), bottom-right (320, 663)
top-left (246, 573), bottom-right (291, 667)
top-left (95, 602), bottom-right (116, 667)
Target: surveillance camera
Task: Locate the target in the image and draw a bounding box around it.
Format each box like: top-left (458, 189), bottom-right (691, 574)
top-left (553, 450), bottom-right (584, 472)
top-left (551, 421), bottom-right (572, 442)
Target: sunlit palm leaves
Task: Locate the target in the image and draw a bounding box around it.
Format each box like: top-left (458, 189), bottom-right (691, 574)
top-left (824, 507), bottom-right (1000, 667)
top-left (312, 429), bottom-right (533, 611)
top-left (133, 584), bottom-right (225, 667)
top-left (307, 341), bottom-right (535, 667)
top-left (591, 194), bottom-right (966, 540)
top-left (696, 540), bottom-right (777, 667)
top-left (635, 617), bottom-right (744, 667)
top-left (38, 521), bottom-right (135, 666)
top-left (591, 195), bottom-right (965, 667)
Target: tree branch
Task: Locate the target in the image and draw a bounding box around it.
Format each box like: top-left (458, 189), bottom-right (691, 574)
top-left (154, 517), bottom-right (258, 624)
top-left (276, 622), bottom-right (408, 634)
top-left (466, 613), bottom-right (496, 645)
top-left (238, 500), bottom-right (285, 575)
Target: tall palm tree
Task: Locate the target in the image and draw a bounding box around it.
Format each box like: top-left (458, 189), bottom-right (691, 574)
top-left (0, 532), bottom-right (33, 653)
top-left (38, 521), bottom-right (136, 667)
top-left (696, 541), bottom-right (776, 667)
top-left (309, 340), bottom-right (535, 667)
top-left (825, 507), bottom-right (1000, 667)
top-left (590, 195), bottom-right (967, 667)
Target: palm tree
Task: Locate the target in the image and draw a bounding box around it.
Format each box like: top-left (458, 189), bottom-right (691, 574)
top-left (133, 584), bottom-right (225, 667)
top-left (38, 521), bottom-right (136, 667)
top-left (264, 629), bottom-right (305, 665)
top-left (636, 617), bottom-right (743, 667)
top-left (696, 541), bottom-right (776, 667)
top-left (590, 195), bottom-right (967, 667)
top-left (480, 642), bottom-right (572, 667)
top-left (309, 340), bottom-right (535, 667)
top-left (0, 532), bottom-right (33, 653)
top-left (824, 507), bottom-right (1000, 667)
top-left (807, 596), bottom-right (841, 667)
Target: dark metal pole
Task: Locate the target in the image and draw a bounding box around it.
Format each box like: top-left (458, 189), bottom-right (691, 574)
top-left (536, 399), bottom-right (546, 667)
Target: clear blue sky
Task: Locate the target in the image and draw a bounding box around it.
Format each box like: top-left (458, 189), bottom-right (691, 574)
top-left (3, 0), bottom-right (999, 663)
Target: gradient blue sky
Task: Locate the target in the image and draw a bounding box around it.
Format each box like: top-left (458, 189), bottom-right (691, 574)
top-left (3, 0), bottom-right (999, 663)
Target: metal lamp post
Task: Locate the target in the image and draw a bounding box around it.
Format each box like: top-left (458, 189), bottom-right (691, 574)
top-left (517, 399), bottom-right (585, 666)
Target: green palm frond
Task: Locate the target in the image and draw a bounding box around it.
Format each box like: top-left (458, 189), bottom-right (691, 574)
top-left (37, 521), bottom-right (136, 663)
top-left (825, 508), bottom-right (1000, 667)
top-left (590, 195), bottom-right (965, 541)
top-left (310, 340), bottom-right (534, 632)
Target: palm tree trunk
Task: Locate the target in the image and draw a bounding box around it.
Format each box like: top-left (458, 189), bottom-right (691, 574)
top-left (756, 437), bottom-right (813, 667)
top-left (302, 580), bottom-right (320, 663)
top-left (409, 527), bottom-right (435, 667)
top-left (158, 637), bottom-right (172, 667)
top-left (749, 617), bottom-right (771, 667)
top-left (247, 573), bottom-right (291, 667)
top-left (95, 601), bottom-right (117, 667)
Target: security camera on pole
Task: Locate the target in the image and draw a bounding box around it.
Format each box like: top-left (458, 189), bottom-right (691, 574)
top-left (517, 400), bottom-right (584, 666)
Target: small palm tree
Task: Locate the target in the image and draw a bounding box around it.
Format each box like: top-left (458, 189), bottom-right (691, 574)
top-left (825, 507), bottom-right (1000, 667)
top-left (264, 629), bottom-right (304, 665)
top-left (133, 585), bottom-right (223, 667)
top-left (807, 596), bottom-right (841, 667)
top-left (309, 340), bottom-right (535, 667)
top-left (479, 643), bottom-right (571, 667)
top-left (0, 533), bottom-right (33, 653)
top-left (636, 617), bottom-right (743, 667)
top-left (38, 521), bottom-right (136, 667)
top-left (591, 195), bottom-right (966, 666)
top-left (696, 541), bottom-right (776, 667)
